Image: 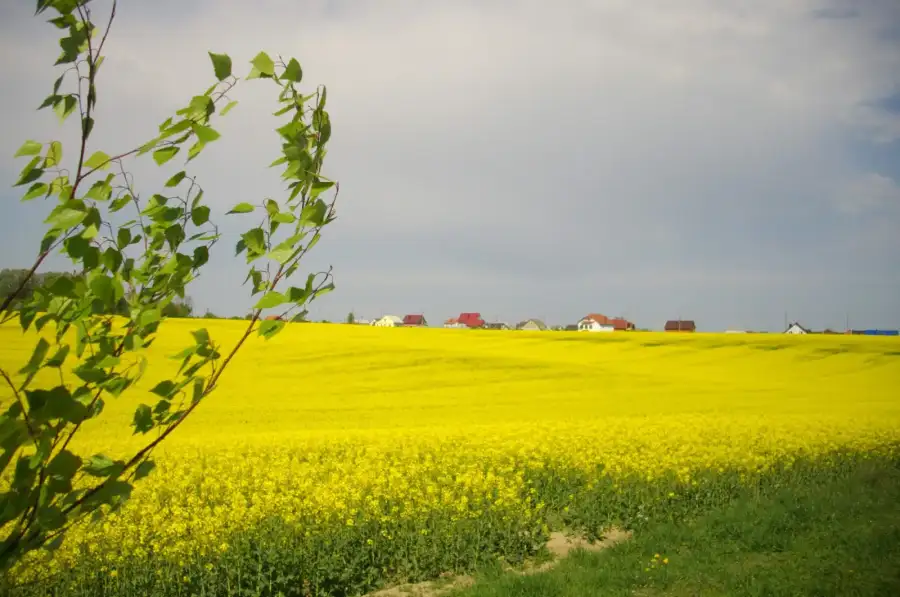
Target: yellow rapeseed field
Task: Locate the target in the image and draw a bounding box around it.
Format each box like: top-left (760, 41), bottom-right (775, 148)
top-left (2, 320), bottom-right (899, 595)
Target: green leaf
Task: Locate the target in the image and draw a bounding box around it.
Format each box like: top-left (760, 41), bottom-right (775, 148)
top-left (83, 454), bottom-right (123, 477)
top-left (255, 291), bottom-right (287, 309)
top-left (192, 123), bottom-right (220, 143)
top-left (152, 146), bottom-right (179, 166)
top-left (250, 51), bottom-right (275, 76)
top-left (258, 318), bottom-right (285, 340)
top-left (26, 386), bottom-right (87, 423)
top-left (186, 140), bottom-right (205, 162)
top-left (285, 286), bottom-right (311, 303)
top-left (132, 404), bottom-right (153, 434)
top-left (165, 171), bottom-right (187, 187)
top-left (83, 150), bottom-right (110, 170)
top-left (53, 95), bottom-right (77, 123)
top-left (283, 58), bottom-right (303, 82)
top-left (191, 378), bottom-right (205, 404)
top-left (227, 202), bottom-right (254, 214)
top-left (272, 212), bottom-right (295, 224)
top-left (116, 227), bottom-right (132, 248)
top-left (14, 140), bottom-right (43, 157)
top-left (150, 380), bottom-right (177, 398)
top-left (220, 100), bottom-right (238, 116)
top-left (140, 308), bottom-right (161, 327)
top-left (208, 51), bottom-right (232, 81)
top-left (45, 345), bottom-right (71, 368)
top-left (47, 275), bottom-right (76, 297)
top-left (89, 274), bottom-right (113, 304)
top-left (15, 161), bottom-right (44, 187)
top-left (84, 179), bottom-right (113, 201)
top-left (193, 245), bottom-right (209, 267)
top-left (37, 506), bottom-right (66, 531)
top-left (45, 141), bottom-right (63, 167)
top-left (133, 459), bottom-right (156, 481)
top-left (191, 328), bottom-right (211, 346)
top-left (299, 199), bottom-right (329, 227)
top-left (22, 182), bottom-right (49, 201)
top-left (19, 338), bottom-right (50, 376)
top-left (310, 180), bottom-right (335, 198)
top-left (267, 245), bottom-right (297, 265)
top-left (164, 225), bottom-right (185, 251)
top-left (64, 235), bottom-right (89, 258)
top-left (241, 228), bottom-right (266, 254)
top-left (191, 205), bottom-right (210, 226)
top-left (110, 196), bottom-right (131, 212)
top-left (102, 247), bottom-right (123, 273)
top-left (47, 450), bottom-right (81, 480)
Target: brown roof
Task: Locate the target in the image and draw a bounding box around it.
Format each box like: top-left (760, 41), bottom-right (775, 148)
top-left (403, 314), bottom-right (426, 326)
top-left (664, 319), bottom-right (696, 331)
top-left (264, 315), bottom-right (283, 321)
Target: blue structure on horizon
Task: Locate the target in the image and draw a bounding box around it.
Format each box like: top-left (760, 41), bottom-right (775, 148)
top-left (857, 329), bottom-right (900, 336)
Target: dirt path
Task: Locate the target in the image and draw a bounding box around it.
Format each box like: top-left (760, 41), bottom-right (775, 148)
top-left (365, 527), bottom-right (632, 597)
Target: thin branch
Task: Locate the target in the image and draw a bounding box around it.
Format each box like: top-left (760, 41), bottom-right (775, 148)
top-left (0, 368), bottom-right (37, 443)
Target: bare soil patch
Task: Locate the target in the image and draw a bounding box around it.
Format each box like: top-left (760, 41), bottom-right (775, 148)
top-left (364, 527), bottom-right (632, 596)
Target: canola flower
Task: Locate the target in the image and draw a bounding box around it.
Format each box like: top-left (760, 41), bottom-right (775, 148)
top-left (1, 320), bottom-right (899, 596)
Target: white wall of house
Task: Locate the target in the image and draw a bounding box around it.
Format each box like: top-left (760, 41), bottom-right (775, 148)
top-left (521, 320), bottom-right (545, 331)
top-left (374, 315), bottom-right (403, 327)
top-left (785, 323), bottom-right (808, 334)
top-left (578, 319), bottom-right (614, 332)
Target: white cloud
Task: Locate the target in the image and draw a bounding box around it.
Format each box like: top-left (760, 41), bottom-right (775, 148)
top-left (835, 173), bottom-right (900, 214)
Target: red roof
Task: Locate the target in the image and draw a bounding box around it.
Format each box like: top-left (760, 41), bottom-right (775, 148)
top-left (582, 313), bottom-right (609, 325)
top-left (609, 318), bottom-right (634, 330)
top-left (458, 312), bottom-right (485, 328)
top-left (403, 314), bottom-right (426, 326)
top-left (444, 317), bottom-right (459, 324)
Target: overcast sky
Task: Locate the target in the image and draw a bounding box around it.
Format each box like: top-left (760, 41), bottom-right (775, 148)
top-left (2, 0), bottom-right (899, 331)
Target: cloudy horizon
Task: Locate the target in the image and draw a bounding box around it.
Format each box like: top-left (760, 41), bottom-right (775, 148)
top-left (1, 0), bottom-right (898, 332)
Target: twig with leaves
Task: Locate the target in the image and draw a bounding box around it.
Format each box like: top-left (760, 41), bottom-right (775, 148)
top-left (0, 0), bottom-right (339, 575)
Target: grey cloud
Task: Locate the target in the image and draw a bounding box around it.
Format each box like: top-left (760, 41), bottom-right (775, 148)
top-left (1, 0), bottom-right (899, 331)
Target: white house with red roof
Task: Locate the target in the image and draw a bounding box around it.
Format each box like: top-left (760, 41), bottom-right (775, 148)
top-left (577, 313), bottom-right (615, 332)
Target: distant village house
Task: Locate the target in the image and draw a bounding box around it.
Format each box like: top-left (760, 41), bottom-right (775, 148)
top-left (517, 319), bottom-right (548, 331)
top-left (373, 315), bottom-right (403, 327)
top-left (664, 319), bottom-right (696, 332)
top-left (445, 313), bottom-right (484, 329)
top-left (784, 322), bottom-right (809, 335)
top-left (402, 314), bottom-right (427, 327)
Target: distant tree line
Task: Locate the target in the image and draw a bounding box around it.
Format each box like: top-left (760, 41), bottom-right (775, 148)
top-left (4, 268), bottom-right (194, 319)
top-left (1, 268), bottom-right (316, 322)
